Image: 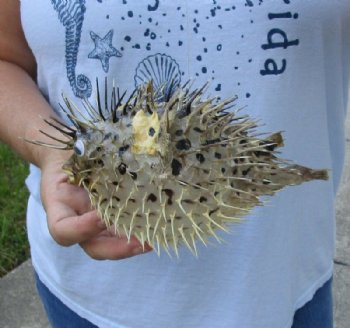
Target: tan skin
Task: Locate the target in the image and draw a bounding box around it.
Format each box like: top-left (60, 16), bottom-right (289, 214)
top-left (0, 0), bottom-right (152, 260)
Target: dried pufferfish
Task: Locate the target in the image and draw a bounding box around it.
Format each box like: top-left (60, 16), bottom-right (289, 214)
top-left (29, 81), bottom-right (328, 256)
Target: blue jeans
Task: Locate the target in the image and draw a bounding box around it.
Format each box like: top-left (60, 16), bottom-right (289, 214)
top-left (34, 272), bottom-right (98, 328)
top-left (34, 272), bottom-right (333, 328)
top-left (291, 278), bottom-right (333, 328)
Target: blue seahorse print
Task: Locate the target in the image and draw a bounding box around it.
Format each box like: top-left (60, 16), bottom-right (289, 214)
top-left (51, 0), bottom-right (92, 98)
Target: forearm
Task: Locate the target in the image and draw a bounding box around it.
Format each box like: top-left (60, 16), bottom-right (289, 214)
top-left (0, 59), bottom-right (69, 168)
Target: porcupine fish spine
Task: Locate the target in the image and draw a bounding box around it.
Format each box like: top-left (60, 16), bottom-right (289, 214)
top-left (51, 0), bottom-right (92, 98)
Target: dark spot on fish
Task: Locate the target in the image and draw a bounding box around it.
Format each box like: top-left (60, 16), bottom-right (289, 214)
top-left (175, 129), bottom-right (183, 136)
top-left (171, 159), bottom-right (182, 176)
top-left (196, 153), bottom-right (205, 163)
top-left (214, 152), bottom-right (222, 159)
top-left (214, 191), bottom-right (220, 197)
top-left (177, 105), bottom-right (191, 119)
top-left (82, 178), bottom-right (90, 186)
top-left (112, 196), bottom-right (120, 202)
top-left (239, 139), bottom-right (247, 145)
top-left (118, 163), bottom-right (127, 175)
top-left (119, 145), bottom-right (130, 154)
top-left (221, 167), bottom-right (226, 174)
top-left (129, 199), bottom-right (136, 203)
top-left (147, 193), bottom-right (157, 202)
top-left (175, 216), bottom-right (182, 220)
top-left (263, 180), bottom-right (271, 185)
top-left (149, 127), bottom-right (156, 137)
top-left (96, 146), bottom-right (102, 152)
top-left (130, 172), bottom-right (138, 180)
top-left (182, 199), bottom-right (195, 204)
top-left (199, 196), bottom-right (207, 203)
top-left (259, 140), bottom-right (276, 152)
top-left (242, 168), bottom-right (251, 176)
top-left (266, 144), bottom-right (276, 152)
top-left (162, 189), bottom-right (174, 205)
top-left (254, 151), bottom-right (268, 157)
top-left (112, 181), bottom-right (119, 186)
top-left (103, 132), bottom-right (112, 141)
top-left (97, 159), bottom-right (104, 166)
top-left (203, 138), bottom-right (220, 146)
top-left (176, 139), bottom-right (191, 151)
top-left (100, 198), bottom-right (108, 205)
top-left (193, 184), bottom-right (201, 190)
top-left (209, 208), bottom-right (219, 216)
top-left (193, 127), bottom-right (204, 133)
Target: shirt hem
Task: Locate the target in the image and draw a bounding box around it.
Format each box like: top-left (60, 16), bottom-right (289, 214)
top-left (31, 258), bottom-right (131, 328)
top-left (31, 256), bottom-right (334, 328)
top-left (282, 264), bottom-right (334, 328)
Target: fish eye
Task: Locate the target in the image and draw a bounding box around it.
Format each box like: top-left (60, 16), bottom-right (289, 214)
top-left (73, 140), bottom-right (85, 157)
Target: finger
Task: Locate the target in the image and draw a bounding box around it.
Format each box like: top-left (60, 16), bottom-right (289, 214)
top-left (54, 182), bottom-right (94, 215)
top-left (47, 206), bottom-right (106, 246)
top-left (41, 171), bottom-right (93, 215)
top-left (80, 235), bottom-right (153, 261)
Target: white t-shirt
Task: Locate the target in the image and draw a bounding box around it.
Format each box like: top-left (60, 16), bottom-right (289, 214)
top-left (21, 1), bottom-right (349, 327)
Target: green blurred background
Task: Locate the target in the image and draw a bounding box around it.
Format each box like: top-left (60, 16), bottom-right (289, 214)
top-left (0, 142), bottom-right (29, 277)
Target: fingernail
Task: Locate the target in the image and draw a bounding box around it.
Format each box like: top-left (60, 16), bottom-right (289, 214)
top-left (132, 247), bottom-right (144, 255)
top-left (144, 243), bottom-right (153, 252)
top-left (132, 245), bottom-right (153, 255)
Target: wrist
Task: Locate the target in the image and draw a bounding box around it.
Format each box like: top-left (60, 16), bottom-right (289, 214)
top-left (23, 114), bottom-right (73, 169)
top-left (37, 147), bottom-right (72, 170)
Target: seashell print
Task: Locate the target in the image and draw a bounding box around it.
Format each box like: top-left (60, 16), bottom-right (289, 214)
top-left (134, 53), bottom-right (182, 102)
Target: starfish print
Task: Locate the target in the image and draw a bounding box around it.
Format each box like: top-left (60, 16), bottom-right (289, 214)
top-left (88, 29), bottom-right (122, 72)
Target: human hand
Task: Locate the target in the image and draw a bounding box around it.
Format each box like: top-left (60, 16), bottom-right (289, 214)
top-left (40, 153), bottom-right (152, 260)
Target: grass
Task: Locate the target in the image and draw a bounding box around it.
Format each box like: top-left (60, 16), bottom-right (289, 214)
top-left (0, 142), bottom-right (30, 277)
